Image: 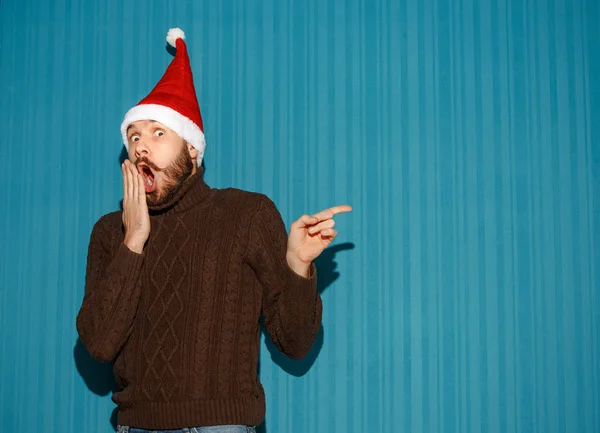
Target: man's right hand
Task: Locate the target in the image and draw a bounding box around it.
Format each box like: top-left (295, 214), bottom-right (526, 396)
top-left (122, 160), bottom-right (150, 254)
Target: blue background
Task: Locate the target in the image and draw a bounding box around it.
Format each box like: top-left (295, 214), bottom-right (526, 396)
top-left (1, 0), bottom-right (599, 432)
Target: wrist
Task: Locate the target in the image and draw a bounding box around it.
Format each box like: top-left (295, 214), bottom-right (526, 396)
top-left (286, 252), bottom-right (311, 278)
top-left (124, 236), bottom-right (145, 254)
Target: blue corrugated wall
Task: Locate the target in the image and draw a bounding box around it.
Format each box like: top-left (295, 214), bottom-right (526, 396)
top-left (1, 0), bottom-right (599, 432)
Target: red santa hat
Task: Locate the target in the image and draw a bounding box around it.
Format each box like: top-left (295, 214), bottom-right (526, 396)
top-left (120, 28), bottom-right (206, 166)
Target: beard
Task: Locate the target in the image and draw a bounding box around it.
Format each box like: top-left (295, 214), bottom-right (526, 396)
top-left (136, 144), bottom-right (194, 207)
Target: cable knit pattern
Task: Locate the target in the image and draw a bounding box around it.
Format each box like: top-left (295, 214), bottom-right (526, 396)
top-left (141, 215), bottom-right (190, 401)
top-left (76, 168), bottom-right (322, 430)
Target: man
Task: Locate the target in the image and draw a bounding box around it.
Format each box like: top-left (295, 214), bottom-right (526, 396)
top-left (76, 28), bottom-right (351, 433)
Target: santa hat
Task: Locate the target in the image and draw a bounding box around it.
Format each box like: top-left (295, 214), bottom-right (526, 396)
top-left (120, 28), bottom-right (206, 166)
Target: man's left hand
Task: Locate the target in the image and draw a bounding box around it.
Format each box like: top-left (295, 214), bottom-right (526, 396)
top-left (286, 205), bottom-right (352, 277)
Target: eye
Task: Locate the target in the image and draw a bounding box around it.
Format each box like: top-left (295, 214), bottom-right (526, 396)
top-left (130, 134), bottom-right (140, 142)
top-left (154, 129), bottom-right (165, 137)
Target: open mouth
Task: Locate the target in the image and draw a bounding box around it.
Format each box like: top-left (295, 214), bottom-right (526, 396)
top-left (137, 164), bottom-right (156, 193)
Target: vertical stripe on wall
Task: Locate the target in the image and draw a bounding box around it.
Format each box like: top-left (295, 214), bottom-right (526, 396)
top-left (0, 0), bottom-right (598, 432)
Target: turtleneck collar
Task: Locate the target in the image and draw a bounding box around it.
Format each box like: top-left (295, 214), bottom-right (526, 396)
top-left (147, 166), bottom-right (213, 216)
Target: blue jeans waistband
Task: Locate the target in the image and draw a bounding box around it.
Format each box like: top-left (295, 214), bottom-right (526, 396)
top-left (117, 425), bottom-right (256, 433)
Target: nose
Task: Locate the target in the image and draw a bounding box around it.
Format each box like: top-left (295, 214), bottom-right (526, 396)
top-left (134, 137), bottom-right (150, 159)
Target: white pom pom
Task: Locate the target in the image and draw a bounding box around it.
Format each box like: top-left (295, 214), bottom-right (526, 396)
top-left (166, 28), bottom-right (185, 47)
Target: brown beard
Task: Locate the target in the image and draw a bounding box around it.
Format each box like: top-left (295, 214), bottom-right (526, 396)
top-left (136, 144), bottom-right (194, 207)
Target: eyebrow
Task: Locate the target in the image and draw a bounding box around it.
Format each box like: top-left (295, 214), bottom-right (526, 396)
top-left (126, 120), bottom-right (159, 133)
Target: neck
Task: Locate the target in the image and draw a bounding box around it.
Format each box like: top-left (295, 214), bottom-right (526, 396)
top-left (147, 166), bottom-right (212, 215)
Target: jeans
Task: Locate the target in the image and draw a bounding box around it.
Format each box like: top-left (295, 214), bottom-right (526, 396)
top-left (117, 426), bottom-right (256, 433)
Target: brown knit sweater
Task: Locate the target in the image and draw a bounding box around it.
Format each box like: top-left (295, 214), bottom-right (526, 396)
top-left (76, 168), bottom-right (322, 429)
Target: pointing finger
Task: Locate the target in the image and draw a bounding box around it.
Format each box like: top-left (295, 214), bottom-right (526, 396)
top-left (312, 205), bottom-right (352, 222)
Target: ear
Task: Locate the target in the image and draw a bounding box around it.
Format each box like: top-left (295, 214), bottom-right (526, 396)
top-left (186, 141), bottom-right (198, 161)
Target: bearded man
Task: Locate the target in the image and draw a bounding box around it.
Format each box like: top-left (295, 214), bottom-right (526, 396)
top-left (76, 28), bottom-right (351, 433)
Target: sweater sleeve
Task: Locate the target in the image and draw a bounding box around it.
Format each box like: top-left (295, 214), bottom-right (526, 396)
top-left (76, 215), bottom-right (145, 362)
top-left (245, 195), bottom-right (323, 360)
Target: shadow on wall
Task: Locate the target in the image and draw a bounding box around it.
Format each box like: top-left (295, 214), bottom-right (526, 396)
top-left (261, 242), bottom-right (355, 377)
top-left (257, 242), bottom-right (355, 433)
top-left (74, 236), bottom-right (354, 432)
top-left (73, 338), bottom-right (120, 430)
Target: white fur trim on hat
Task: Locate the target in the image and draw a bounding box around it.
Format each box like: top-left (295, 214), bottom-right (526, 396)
top-left (166, 28), bottom-right (185, 48)
top-left (120, 104), bottom-right (206, 166)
